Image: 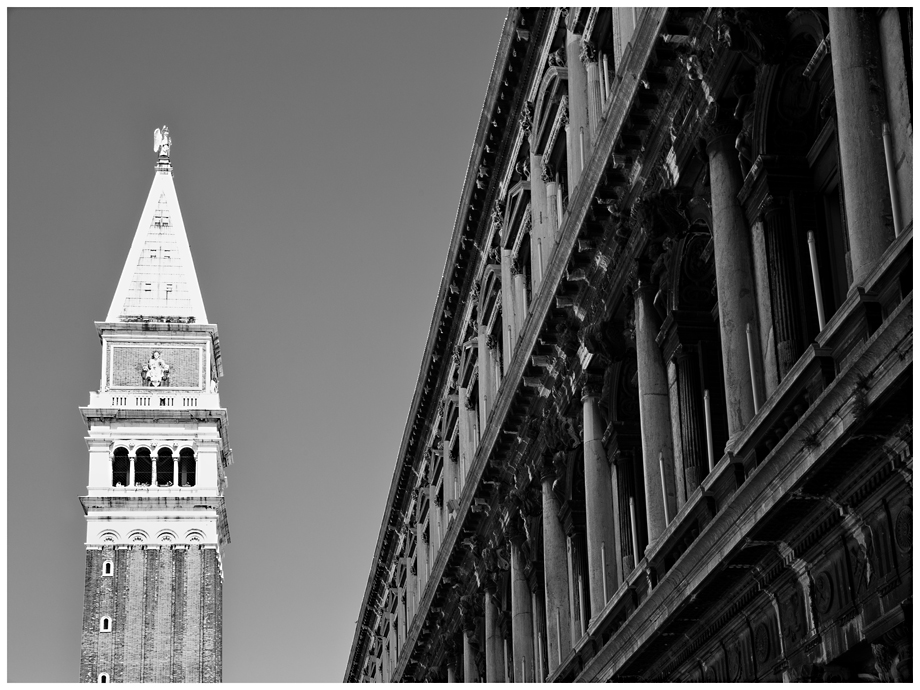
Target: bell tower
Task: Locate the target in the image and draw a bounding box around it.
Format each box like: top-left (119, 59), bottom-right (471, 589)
top-left (79, 129), bottom-right (232, 683)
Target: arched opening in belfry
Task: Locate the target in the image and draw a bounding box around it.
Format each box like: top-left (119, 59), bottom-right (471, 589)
top-left (112, 448), bottom-right (129, 487)
top-left (156, 448), bottom-right (174, 487)
top-left (179, 448), bottom-right (196, 487)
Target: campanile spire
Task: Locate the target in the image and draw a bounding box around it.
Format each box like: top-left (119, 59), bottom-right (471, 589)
top-left (79, 131), bottom-right (232, 683)
top-left (105, 127), bottom-right (208, 324)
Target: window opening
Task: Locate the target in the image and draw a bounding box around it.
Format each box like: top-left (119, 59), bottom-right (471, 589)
top-left (134, 449), bottom-right (152, 486)
top-left (179, 448), bottom-right (196, 487)
top-left (112, 448), bottom-right (129, 487)
top-left (100, 617), bottom-right (111, 632)
top-left (102, 561), bottom-right (113, 577)
top-left (157, 448), bottom-right (174, 487)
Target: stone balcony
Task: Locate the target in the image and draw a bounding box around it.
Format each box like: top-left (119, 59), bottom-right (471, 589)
top-left (88, 390), bottom-right (221, 409)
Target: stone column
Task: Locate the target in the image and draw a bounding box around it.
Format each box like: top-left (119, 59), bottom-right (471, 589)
top-left (447, 662), bottom-right (457, 683)
top-left (581, 40), bottom-right (603, 137)
top-left (760, 196), bottom-right (805, 378)
top-left (531, 591), bottom-right (545, 681)
top-left (477, 328), bottom-right (491, 426)
top-left (463, 629), bottom-right (476, 683)
top-left (429, 476), bottom-right (440, 557)
top-left (442, 429), bottom-right (456, 532)
top-left (540, 456), bottom-right (572, 673)
top-left (634, 282), bottom-right (677, 543)
top-left (484, 587), bottom-right (502, 682)
top-left (529, 152), bottom-right (549, 290)
top-left (675, 346), bottom-right (707, 496)
top-left (458, 388), bottom-right (471, 486)
top-left (405, 556), bottom-right (416, 623)
top-left (508, 517), bottom-right (535, 682)
top-left (128, 454), bottom-right (135, 487)
top-left (501, 249), bottom-right (518, 351)
top-left (381, 640), bottom-right (390, 683)
top-left (416, 507), bottom-right (429, 591)
top-left (543, 167), bottom-right (560, 249)
top-left (581, 381), bottom-right (619, 617)
top-left (397, 589), bottom-right (406, 647)
top-left (607, 454), bottom-right (625, 586)
top-left (829, 8), bottom-right (895, 286)
top-left (513, 260), bottom-right (529, 323)
top-left (388, 610), bottom-right (398, 673)
top-left (705, 103), bottom-right (759, 437)
top-left (173, 459), bottom-right (179, 487)
top-left (565, 536), bottom-right (578, 641)
top-left (566, 23), bottom-right (591, 186)
top-left (878, 9), bottom-right (913, 226)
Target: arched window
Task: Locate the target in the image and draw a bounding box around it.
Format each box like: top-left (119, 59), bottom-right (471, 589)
top-left (102, 560), bottom-right (113, 577)
top-left (157, 448), bottom-right (174, 487)
top-left (111, 448), bottom-right (129, 487)
top-left (98, 673), bottom-right (109, 683)
top-left (179, 448), bottom-right (196, 487)
top-left (134, 448), bottom-right (152, 486)
top-left (100, 617), bottom-right (111, 633)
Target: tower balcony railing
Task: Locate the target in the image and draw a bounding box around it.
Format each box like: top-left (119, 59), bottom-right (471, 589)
top-left (88, 390), bottom-right (221, 409)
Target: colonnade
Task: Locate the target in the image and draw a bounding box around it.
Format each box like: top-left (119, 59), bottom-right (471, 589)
top-left (371, 9), bottom-right (901, 682)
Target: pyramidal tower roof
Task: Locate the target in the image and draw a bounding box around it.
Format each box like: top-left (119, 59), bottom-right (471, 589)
top-left (106, 129), bottom-right (208, 323)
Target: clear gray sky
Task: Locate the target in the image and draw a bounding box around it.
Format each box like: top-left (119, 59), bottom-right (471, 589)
top-left (8, 7), bottom-right (507, 682)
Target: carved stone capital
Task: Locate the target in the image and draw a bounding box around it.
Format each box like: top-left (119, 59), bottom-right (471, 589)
top-left (702, 100), bottom-right (742, 148)
top-left (541, 161), bottom-right (556, 182)
top-left (579, 39), bottom-right (597, 64)
top-left (757, 193), bottom-right (788, 221)
top-left (581, 375), bottom-right (604, 400)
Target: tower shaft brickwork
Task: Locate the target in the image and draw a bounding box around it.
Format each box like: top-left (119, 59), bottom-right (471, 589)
top-left (79, 546), bottom-right (222, 683)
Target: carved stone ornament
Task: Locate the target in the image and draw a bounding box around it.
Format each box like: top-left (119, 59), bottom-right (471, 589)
top-left (142, 351), bottom-right (170, 388)
top-left (520, 101), bottom-right (534, 135)
top-left (715, 9), bottom-right (787, 66)
top-left (491, 200), bottom-right (505, 229)
top-left (541, 161), bottom-right (556, 183)
top-left (678, 53), bottom-right (704, 82)
top-left (514, 158), bottom-right (531, 181)
top-left (812, 571), bottom-right (833, 615)
top-left (559, 95), bottom-right (570, 127)
top-left (579, 40), bottom-right (597, 64)
top-left (547, 48), bottom-right (566, 68)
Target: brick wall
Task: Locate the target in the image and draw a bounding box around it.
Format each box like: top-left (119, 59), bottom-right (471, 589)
top-left (79, 545), bottom-right (222, 682)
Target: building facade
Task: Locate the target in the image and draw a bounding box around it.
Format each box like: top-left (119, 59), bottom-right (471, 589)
top-left (346, 8), bottom-right (911, 683)
top-left (79, 133), bottom-right (232, 683)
